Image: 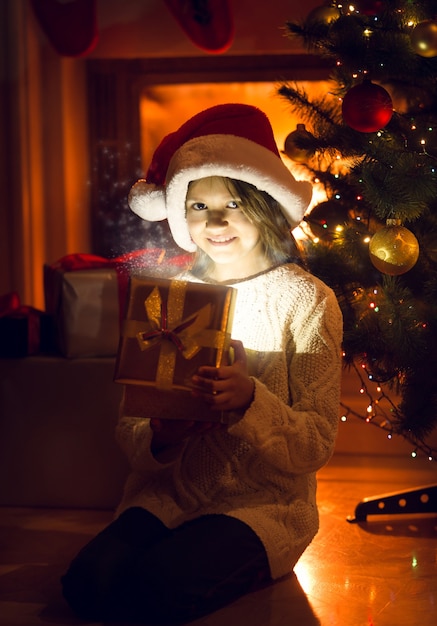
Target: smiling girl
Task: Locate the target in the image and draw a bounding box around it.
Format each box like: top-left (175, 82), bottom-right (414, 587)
top-left (62, 104), bottom-right (343, 624)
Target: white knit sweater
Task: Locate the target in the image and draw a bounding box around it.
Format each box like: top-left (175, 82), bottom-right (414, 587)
top-left (115, 263), bottom-right (343, 580)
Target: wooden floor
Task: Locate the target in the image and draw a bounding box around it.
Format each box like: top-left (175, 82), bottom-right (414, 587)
top-left (1, 453), bottom-right (436, 626)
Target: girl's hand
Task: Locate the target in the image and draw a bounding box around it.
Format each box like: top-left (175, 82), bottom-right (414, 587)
top-left (191, 339), bottom-right (255, 411)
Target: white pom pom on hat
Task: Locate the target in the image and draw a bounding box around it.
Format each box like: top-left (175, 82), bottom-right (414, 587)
top-left (128, 103), bottom-right (313, 252)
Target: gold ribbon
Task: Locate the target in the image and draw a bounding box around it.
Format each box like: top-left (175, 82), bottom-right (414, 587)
top-left (122, 281), bottom-right (228, 389)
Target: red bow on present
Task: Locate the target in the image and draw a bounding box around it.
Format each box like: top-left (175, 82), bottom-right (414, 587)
top-left (139, 298), bottom-right (199, 354)
top-left (51, 249), bottom-right (166, 273)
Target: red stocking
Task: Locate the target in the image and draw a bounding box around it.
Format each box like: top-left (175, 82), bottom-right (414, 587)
top-left (164, 0), bottom-right (234, 54)
top-left (30, 0), bottom-right (98, 57)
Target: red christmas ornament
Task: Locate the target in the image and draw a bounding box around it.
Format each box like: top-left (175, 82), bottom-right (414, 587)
top-left (164, 0), bottom-right (234, 54)
top-left (31, 0), bottom-right (98, 57)
top-left (342, 80), bottom-right (393, 133)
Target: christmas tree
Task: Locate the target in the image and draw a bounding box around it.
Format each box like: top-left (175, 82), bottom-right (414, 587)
top-left (278, 0), bottom-right (437, 459)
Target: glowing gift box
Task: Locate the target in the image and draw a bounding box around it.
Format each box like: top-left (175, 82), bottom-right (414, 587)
top-left (114, 276), bottom-right (237, 422)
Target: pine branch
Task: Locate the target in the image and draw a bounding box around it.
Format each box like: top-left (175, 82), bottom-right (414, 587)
top-left (351, 151), bottom-right (437, 221)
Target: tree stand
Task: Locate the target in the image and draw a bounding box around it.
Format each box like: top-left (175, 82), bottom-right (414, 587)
top-left (347, 484), bottom-right (437, 523)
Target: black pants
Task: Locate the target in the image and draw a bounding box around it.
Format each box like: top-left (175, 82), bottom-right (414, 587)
top-left (61, 507), bottom-right (270, 624)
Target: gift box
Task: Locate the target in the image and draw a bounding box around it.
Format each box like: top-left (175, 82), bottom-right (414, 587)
top-left (0, 292), bottom-right (54, 357)
top-left (44, 266), bottom-right (121, 358)
top-left (114, 276), bottom-right (237, 422)
top-left (44, 250), bottom-right (193, 358)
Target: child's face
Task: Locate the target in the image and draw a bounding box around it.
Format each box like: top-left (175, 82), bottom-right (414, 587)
top-left (186, 177), bottom-right (268, 281)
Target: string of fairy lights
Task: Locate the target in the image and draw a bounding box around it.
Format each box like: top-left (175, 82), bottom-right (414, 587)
top-left (340, 359), bottom-right (437, 462)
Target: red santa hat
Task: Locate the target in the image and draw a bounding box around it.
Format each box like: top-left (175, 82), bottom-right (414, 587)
top-left (128, 103), bottom-right (312, 252)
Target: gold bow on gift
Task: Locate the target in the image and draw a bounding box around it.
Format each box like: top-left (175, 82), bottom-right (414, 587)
top-left (125, 281), bottom-right (227, 390)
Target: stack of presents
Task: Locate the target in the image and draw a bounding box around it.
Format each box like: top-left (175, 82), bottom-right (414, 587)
top-left (0, 249), bottom-right (237, 423)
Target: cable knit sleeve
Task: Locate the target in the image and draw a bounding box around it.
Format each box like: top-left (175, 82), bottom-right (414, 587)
top-left (228, 272), bottom-right (343, 475)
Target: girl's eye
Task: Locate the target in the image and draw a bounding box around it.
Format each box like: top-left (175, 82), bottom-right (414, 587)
top-left (189, 200), bottom-right (240, 211)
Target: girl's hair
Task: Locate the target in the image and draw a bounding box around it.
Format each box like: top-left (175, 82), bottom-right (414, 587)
top-left (188, 177), bottom-right (303, 280)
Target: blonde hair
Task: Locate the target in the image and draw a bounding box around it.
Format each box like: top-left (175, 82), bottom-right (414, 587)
top-left (189, 177), bottom-right (303, 279)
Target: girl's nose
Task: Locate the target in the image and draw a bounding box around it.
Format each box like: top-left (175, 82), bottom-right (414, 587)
top-left (206, 210), bottom-right (228, 227)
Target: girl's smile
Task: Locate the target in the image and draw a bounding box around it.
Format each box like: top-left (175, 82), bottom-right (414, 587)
top-left (186, 176), bottom-right (270, 281)
top-left (207, 236), bottom-right (236, 245)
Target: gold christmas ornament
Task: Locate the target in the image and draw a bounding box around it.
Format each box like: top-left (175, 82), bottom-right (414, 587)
top-left (369, 219), bottom-right (419, 275)
top-left (283, 124), bottom-right (315, 163)
top-left (410, 20), bottom-right (437, 58)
